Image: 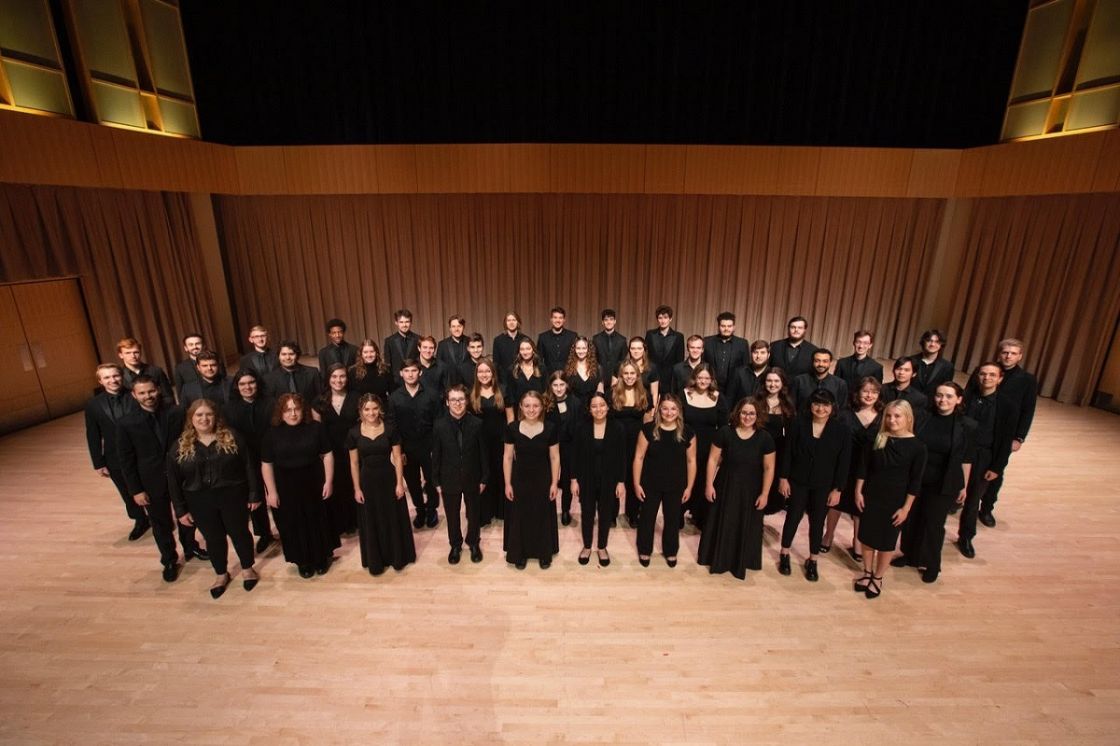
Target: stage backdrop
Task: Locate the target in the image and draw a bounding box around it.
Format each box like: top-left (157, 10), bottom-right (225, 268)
top-left (214, 193), bottom-right (946, 366)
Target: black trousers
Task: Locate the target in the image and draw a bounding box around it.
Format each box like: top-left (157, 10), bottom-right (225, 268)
top-left (188, 485), bottom-right (255, 574)
top-left (146, 487), bottom-right (199, 566)
top-left (580, 482), bottom-right (614, 549)
top-left (781, 483), bottom-right (829, 555)
top-left (402, 444), bottom-right (439, 515)
top-left (686, 481), bottom-right (709, 528)
top-left (637, 488), bottom-right (682, 557)
top-left (249, 502), bottom-right (273, 537)
top-left (443, 485), bottom-right (480, 548)
top-left (982, 465), bottom-right (1008, 512)
top-left (958, 446), bottom-right (993, 540)
top-left (558, 443), bottom-right (573, 516)
top-left (108, 468), bottom-right (146, 521)
top-left (902, 484), bottom-right (955, 573)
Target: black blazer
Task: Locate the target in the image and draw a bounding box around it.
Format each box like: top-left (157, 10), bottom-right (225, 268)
top-left (84, 390), bottom-right (137, 471)
top-left (436, 335), bottom-right (469, 367)
top-left (769, 339), bottom-right (819, 380)
top-left (834, 355), bottom-right (884, 393)
top-left (537, 328), bottom-right (579, 375)
top-left (779, 414), bottom-right (851, 490)
top-left (222, 396), bottom-right (274, 465)
top-left (384, 331), bottom-right (421, 378)
top-left (792, 373), bottom-right (849, 413)
top-left (264, 364), bottom-right (322, 402)
top-left (702, 334), bottom-right (748, 389)
top-left (916, 412), bottom-right (976, 496)
top-left (570, 419), bottom-right (628, 490)
top-left (122, 363), bottom-right (174, 402)
top-left (645, 328), bottom-right (685, 372)
top-left (240, 349), bottom-right (279, 380)
top-left (180, 377), bottom-right (232, 407)
top-left (318, 342), bottom-right (359, 373)
top-left (492, 331), bottom-right (531, 384)
top-left (592, 330), bottom-right (629, 380)
top-left (909, 354), bottom-right (956, 394)
top-left (116, 405), bottom-right (186, 499)
top-left (726, 366), bottom-right (767, 404)
top-left (430, 414), bottom-right (489, 496)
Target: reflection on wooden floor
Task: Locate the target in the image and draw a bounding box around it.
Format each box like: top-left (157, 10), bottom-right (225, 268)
top-left (0, 399), bottom-right (1118, 743)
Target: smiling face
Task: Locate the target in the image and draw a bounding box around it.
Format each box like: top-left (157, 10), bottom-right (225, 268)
top-left (447, 390), bottom-right (467, 418)
top-left (976, 364), bottom-right (1002, 395)
top-left (396, 315), bottom-right (412, 334)
top-left (449, 319), bottom-right (465, 338)
top-left (858, 382), bottom-right (879, 409)
top-left (520, 395), bottom-right (543, 422)
top-left (751, 346), bottom-right (769, 367)
top-left (550, 377), bottom-right (568, 399)
top-left (883, 405), bottom-right (910, 434)
top-left (574, 339), bottom-right (589, 360)
top-left (278, 346), bottom-right (297, 368)
top-left (658, 398), bottom-right (680, 424)
top-left (281, 400), bottom-right (303, 426)
top-left (687, 338), bottom-right (704, 362)
top-left (328, 326), bottom-right (345, 345)
top-left (236, 374), bottom-right (258, 401)
top-left (693, 369), bottom-right (712, 392)
top-left (419, 339), bottom-right (436, 362)
top-left (97, 367), bottom-right (123, 394)
top-left (589, 396), bottom-right (608, 422)
top-left (550, 311), bottom-right (566, 331)
top-left (764, 372), bottom-right (783, 395)
top-left (183, 336), bottom-right (203, 358)
top-left (475, 362), bottom-right (494, 386)
top-left (810, 400), bottom-right (833, 422)
top-left (192, 403), bottom-right (216, 434)
top-left (360, 344), bottom-right (378, 364)
top-left (131, 380), bottom-right (159, 411)
top-left (329, 368), bottom-right (348, 392)
top-left (505, 314), bottom-right (520, 333)
top-left (738, 402), bottom-right (759, 429)
top-left (468, 340), bottom-right (483, 360)
top-left (657, 312), bottom-right (672, 330)
top-left (934, 384), bottom-right (960, 415)
top-left (601, 315), bottom-right (617, 333)
top-left (922, 335), bottom-right (943, 356)
top-left (360, 399), bottom-right (382, 424)
top-left (620, 365), bottom-right (638, 387)
top-left (853, 334), bottom-right (872, 357)
top-left (518, 341), bottom-right (534, 362)
top-left (812, 352), bottom-right (831, 376)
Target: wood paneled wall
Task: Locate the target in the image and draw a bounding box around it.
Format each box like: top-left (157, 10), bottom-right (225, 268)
top-left (2, 109), bottom-right (1117, 197)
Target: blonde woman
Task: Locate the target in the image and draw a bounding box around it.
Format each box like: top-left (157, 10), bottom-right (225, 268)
top-left (610, 361), bottom-right (652, 526)
top-left (853, 400), bottom-right (927, 598)
top-left (167, 399), bottom-right (260, 598)
top-left (503, 391), bottom-right (561, 569)
top-left (632, 394), bottom-right (696, 567)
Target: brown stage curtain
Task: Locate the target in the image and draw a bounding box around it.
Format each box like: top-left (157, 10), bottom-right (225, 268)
top-left (0, 184), bottom-right (222, 378)
top-left (215, 193), bottom-right (945, 366)
top-left (947, 193), bottom-right (1120, 406)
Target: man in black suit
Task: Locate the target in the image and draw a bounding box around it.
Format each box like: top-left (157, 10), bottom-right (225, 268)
top-left (85, 363), bottom-right (147, 540)
top-left (977, 338), bottom-right (1037, 528)
top-left (769, 316), bottom-right (819, 380)
top-left (792, 349), bottom-right (849, 412)
top-left (318, 318), bottom-right (359, 372)
top-left (835, 329), bottom-right (884, 393)
top-left (388, 359), bottom-right (442, 529)
top-left (173, 332), bottom-right (205, 401)
top-left (727, 340), bottom-right (772, 403)
top-left (179, 350), bottom-right (229, 406)
top-left (669, 335), bottom-right (706, 396)
top-left (239, 325), bottom-right (279, 381)
top-left (881, 357), bottom-right (929, 422)
top-left (117, 337), bottom-right (173, 401)
top-left (909, 329), bottom-right (956, 395)
top-left (645, 305), bottom-right (685, 377)
top-left (384, 309), bottom-right (421, 380)
top-left (431, 385), bottom-right (489, 564)
top-left (437, 314), bottom-right (469, 368)
top-left (116, 376), bottom-right (206, 581)
top-left (455, 333), bottom-right (485, 388)
top-left (417, 335), bottom-right (451, 398)
top-left (223, 368), bottom-right (276, 553)
top-left (493, 311), bottom-right (530, 388)
top-left (592, 308), bottom-right (627, 386)
top-left (537, 306), bottom-right (578, 375)
top-left (264, 340), bottom-right (321, 401)
top-left (703, 311), bottom-right (748, 391)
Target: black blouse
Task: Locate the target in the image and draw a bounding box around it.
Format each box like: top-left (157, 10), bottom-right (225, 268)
top-left (638, 422), bottom-right (695, 492)
top-left (167, 433), bottom-right (260, 515)
top-left (261, 421), bottom-right (332, 468)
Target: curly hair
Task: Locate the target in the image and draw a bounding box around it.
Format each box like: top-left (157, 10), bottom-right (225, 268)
top-left (176, 399), bottom-right (238, 462)
top-left (562, 336), bottom-right (599, 381)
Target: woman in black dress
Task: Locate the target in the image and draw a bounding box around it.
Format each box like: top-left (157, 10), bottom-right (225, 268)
top-left (854, 400), bottom-right (927, 598)
top-left (346, 393), bottom-right (415, 576)
top-left (681, 364), bottom-right (729, 530)
top-left (610, 361), bottom-right (653, 526)
top-left (776, 389), bottom-right (851, 582)
top-left (895, 382), bottom-right (972, 584)
top-left (167, 399), bottom-right (260, 597)
top-left (822, 377), bottom-right (883, 563)
top-left (632, 394), bottom-right (696, 568)
top-left (261, 393), bottom-right (338, 578)
top-left (503, 390), bottom-right (561, 569)
top-left (470, 358), bottom-right (506, 525)
top-left (505, 339), bottom-right (544, 422)
top-left (314, 364), bottom-right (360, 537)
top-left (625, 336), bottom-right (660, 406)
top-left (546, 370), bottom-right (584, 526)
top-left (349, 338), bottom-right (393, 399)
top-left (753, 369), bottom-right (795, 516)
top-left (570, 393), bottom-right (626, 566)
top-left (563, 336), bottom-right (603, 401)
top-left (698, 398), bottom-right (776, 578)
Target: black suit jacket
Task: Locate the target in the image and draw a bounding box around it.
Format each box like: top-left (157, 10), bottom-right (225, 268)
top-left (909, 354), bottom-right (956, 394)
top-left (318, 342), bottom-right (359, 373)
top-left (792, 373), bottom-right (849, 413)
top-left (239, 349), bottom-right (279, 381)
top-left (537, 328), bottom-right (579, 375)
top-left (769, 339), bottom-right (819, 380)
top-left (122, 363), bottom-right (174, 402)
top-left (592, 330), bottom-right (628, 380)
top-left (222, 396), bottom-right (274, 465)
top-left (437, 335), bottom-right (469, 367)
top-left (384, 331), bottom-right (421, 378)
top-left (84, 390), bottom-right (137, 471)
top-left (264, 364), bottom-right (322, 402)
top-left (834, 355), bottom-right (884, 393)
top-left (916, 412), bottom-right (977, 496)
top-left (180, 377), bottom-right (232, 407)
top-left (645, 328), bottom-right (685, 372)
top-left (727, 366), bottom-right (768, 404)
top-left (779, 414), bottom-right (851, 490)
top-left (702, 334), bottom-right (748, 389)
top-left (570, 419), bottom-right (628, 490)
top-left (998, 365), bottom-right (1037, 442)
top-left (116, 405), bottom-right (186, 499)
top-left (430, 414), bottom-right (489, 496)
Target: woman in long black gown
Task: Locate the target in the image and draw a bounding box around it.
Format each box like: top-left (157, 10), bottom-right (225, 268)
top-left (261, 393), bottom-right (338, 578)
top-left (697, 398), bottom-right (776, 579)
top-left (609, 361), bottom-right (652, 526)
top-left (854, 400), bottom-right (927, 598)
top-left (346, 393), bottom-right (415, 575)
top-left (505, 339), bottom-right (544, 422)
top-left (754, 369), bottom-right (795, 516)
top-left (349, 338), bottom-right (394, 399)
top-left (314, 364), bottom-right (360, 536)
top-left (823, 377), bottom-right (883, 563)
top-left (503, 390), bottom-right (561, 569)
top-left (564, 336), bottom-right (603, 401)
top-left (546, 371), bottom-right (583, 526)
top-left (470, 358), bottom-right (506, 525)
top-left (681, 364), bottom-right (729, 530)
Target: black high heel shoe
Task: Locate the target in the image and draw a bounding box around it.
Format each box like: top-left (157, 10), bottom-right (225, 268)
top-left (854, 570), bottom-right (873, 592)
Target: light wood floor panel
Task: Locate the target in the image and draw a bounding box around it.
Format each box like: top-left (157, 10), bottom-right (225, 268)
top-left (0, 400), bottom-right (1118, 744)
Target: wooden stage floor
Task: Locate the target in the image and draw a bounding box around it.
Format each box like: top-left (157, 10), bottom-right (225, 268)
top-left (1, 399), bottom-right (1118, 744)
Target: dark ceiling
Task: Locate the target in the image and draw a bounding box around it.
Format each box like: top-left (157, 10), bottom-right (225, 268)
top-left (179, 1), bottom-right (1029, 149)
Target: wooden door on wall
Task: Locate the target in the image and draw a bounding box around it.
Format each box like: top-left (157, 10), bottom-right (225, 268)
top-left (0, 278), bottom-right (100, 435)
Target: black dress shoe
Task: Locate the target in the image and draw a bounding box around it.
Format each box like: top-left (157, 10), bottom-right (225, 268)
top-left (515, 559), bottom-right (527, 570)
top-left (638, 556), bottom-right (651, 567)
top-left (255, 535), bottom-right (274, 554)
top-left (561, 511), bottom-right (572, 526)
top-left (979, 511), bottom-right (996, 528)
top-left (470, 544), bottom-right (483, 563)
top-left (316, 558), bottom-right (333, 575)
top-left (425, 510), bottom-right (439, 528)
top-left (539, 557), bottom-right (551, 569)
top-left (210, 573), bottom-right (230, 599)
top-left (921, 568), bottom-right (939, 583)
top-left (128, 519), bottom-right (150, 542)
top-left (413, 513), bottom-right (425, 529)
top-left (578, 549), bottom-right (591, 565)
top-left (369, 565), bottom-right (386, 576)
top-left (890, 555), bottom-right (909, 568)
top-left (957, 537), bottom-right (976, 559)
top-left (242, 572), bottom-right (259, 592)
top-left (778, 553), bottom-right (791, 575)
top-left (448, 546), bottom-right (462, 565)
top-left (597, 550), bottom-right (610, 567)
top-left (188, 546), bottom-right (209, 562)
top-left (665, 556), bottom-right (678, 568)
top-left (298, 566), bottom-right (314, 578)
top-left (161, 563), bottom-right (179, 582)
top-left (804, 559), bottom-right (818, 582)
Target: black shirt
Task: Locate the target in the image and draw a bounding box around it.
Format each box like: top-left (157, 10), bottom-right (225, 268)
top-left (180, 376), bottom-right (231, 407)
top-left (638, 422), bottom-right (695, 492)
top-left (122, 363), bottom-right (174, 401)
top-left (387, 385), bottom-right (441, 446)
top-left (492, 331), bottom-right (531, 385)
top-left (318, 341), bottom-right (359, 372)
top-left (702, 334), bottom-right (748, 390)
top-left (537, 328), bottom-right (579, 375)
top-left (834, 355), bottom-right (884, 393)
top-left (769, 339), bottom-right (819, 380)
top-left (592, 330), bottom-right (628, 381)
top-left (792, 373), bottom-right (850, 413)
top-left (166, 433), bottom-right (260, 515)
top-left (240, 348), bottom-right (279, 380)
top-left (645, 328), bottom-right (685, 372)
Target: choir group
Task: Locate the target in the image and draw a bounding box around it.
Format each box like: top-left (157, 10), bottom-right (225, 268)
top-left (84, 306), bottom-right (1037, 599)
